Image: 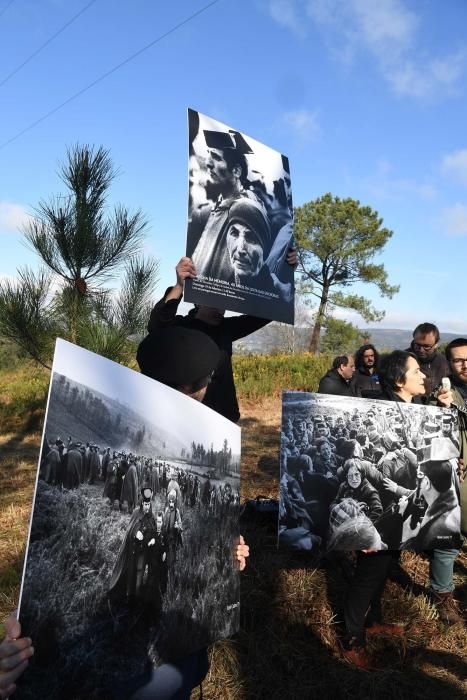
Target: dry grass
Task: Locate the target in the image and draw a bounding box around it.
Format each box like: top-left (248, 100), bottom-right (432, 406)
top-left (1, 395), bottom-right (466, 698)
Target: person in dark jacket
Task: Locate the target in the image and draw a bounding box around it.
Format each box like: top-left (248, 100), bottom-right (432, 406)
top-left (318, 354), bottom-right (355, 397)
top-left (377, 349), bottom-right (462, 625)
top-left (339, 350), bottom-right (441, 668)
top-left (108, 487), bottom-right (159, 605)
top-left (352, 344), bottom-right (381, 399)
top-left (406, 322), bottom-right (449, 400)
top-left (147, 254), bottom-right (295, 423)
top-left (400, 459), bottom-right (460, 551)
top-left (332, 459), bottom-right (383, 524)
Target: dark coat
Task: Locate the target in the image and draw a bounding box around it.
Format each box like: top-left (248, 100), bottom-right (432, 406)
top-left (44, 448), bottom-right (61, 484)
top-left (351, 368), bottom-right (381, 399)
top-left (318, 369), bottom-right (353, 397)
top-left (88, 451), bottom-right (100, 484)
top-left (405, 344), bottom-right (450, 400)
top-left (108, 507), bottom-right (158, 601)
top-left (405, 488), bottom-right (461, 550)
top-left (121, 464), bottom-right (139, 512)
top-left (147, 289), bottom-right (269, 422)
top-left (62, 448), bottom-right (81, 490)
top-left (332, 478), bottom-right (383, 523)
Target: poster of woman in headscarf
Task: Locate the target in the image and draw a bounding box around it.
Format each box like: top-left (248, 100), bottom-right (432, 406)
top-left (184, 109), bottom-right (294, 325)
top-left (279, 391), bottom-right (462, 553)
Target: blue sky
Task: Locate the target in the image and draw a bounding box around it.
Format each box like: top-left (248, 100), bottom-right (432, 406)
top-left (1, 0), bottom-right (466, 332)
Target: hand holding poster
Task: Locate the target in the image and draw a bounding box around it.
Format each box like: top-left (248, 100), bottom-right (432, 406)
top-left (17, 339), bottom-right (241, 699)
top-left (279, 391), bottom-right (462, 553)
top-left (185, 109), bottom-right (295, 324)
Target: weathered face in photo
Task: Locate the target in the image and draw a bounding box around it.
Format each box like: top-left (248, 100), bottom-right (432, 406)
top-left (347, 464), bottom-right (362, 489)
top-left (449, 345), bottom-right (467, 383)
top-left (142, 500), bottom-right (151, 513)
top-left (226, 221), bottom-right (264, 279)
top-left (156, 514), bottom-right (163, 533)
top-left (320, 443), bottom-right (331, 460)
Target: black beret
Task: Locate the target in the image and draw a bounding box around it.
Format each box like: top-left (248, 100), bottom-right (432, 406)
top-left (137, 327), bottom-right (220, 388)
top-left (203, 129), bottom-right (253, 154)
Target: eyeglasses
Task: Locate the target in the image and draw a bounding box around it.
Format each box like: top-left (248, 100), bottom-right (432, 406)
top-left (451, 358), bottom-right (467, 366)
top-left (413, 342), bottom-right (436, 351)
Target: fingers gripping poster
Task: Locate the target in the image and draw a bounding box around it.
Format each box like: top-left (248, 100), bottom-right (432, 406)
top-left (184, 109), bottom-right (295, 324)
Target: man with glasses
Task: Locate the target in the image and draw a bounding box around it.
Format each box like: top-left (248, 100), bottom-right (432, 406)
top-left (406, 323), bottom-right (449, 400)
top-left (445, 338), bottom-right (467, 534)
top-left (423, 338), bottom-right (467, 626)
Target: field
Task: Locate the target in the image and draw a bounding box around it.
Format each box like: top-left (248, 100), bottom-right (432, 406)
top-left (1, 357), bottom-right (466, 699)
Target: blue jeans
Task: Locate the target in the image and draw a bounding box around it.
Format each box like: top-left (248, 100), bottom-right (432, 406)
top-left (429, 548), bottom-right (459, 593)
top-left (113, 648), bottom-right (209, 700)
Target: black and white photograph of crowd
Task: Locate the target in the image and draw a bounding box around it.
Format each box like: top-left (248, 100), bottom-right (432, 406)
top-left (184, 108), bottom-right (295, 324)
top-left (18, 339), bottom-right (241, 700)
top-left (279, 391), bottom-right (461, 553)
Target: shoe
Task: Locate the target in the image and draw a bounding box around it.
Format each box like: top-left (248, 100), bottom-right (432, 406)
top-left (431, 592), bottom-right (463, 626)
top-left (366, 622), bottom-right (405, 637)
top-left (340, 642), bottom-right (374, 671)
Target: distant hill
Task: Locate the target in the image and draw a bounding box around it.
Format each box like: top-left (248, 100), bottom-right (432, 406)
top-left (233, 325), bottom-right (466, 354)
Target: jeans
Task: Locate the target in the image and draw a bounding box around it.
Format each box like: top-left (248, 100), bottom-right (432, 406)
top-left (113, 648), bottom-right (209, 700)
top-left (429, 548), bottom-right (459, 593)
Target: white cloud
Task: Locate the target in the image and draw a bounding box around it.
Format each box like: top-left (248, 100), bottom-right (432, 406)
top-left (268, 0), bottom-right (306, 37)
top-left (439, 203), bottom-right (467, 237)
top-left (0, 201), bottom-right (31, 233)
top-left (441, 149), bottom-right (467, 186)
top-left (282, 109), bottom-right (320, 141)
top-left (359, 160), bottom-right (436, 201)
top-left (269, 0), bottom-right (466, 98)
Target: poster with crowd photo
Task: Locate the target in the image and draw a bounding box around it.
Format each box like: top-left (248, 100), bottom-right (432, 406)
top-left (17, 339), bottom-right (241, 700)
top-left (279, 391), bottom-right (462, 554)
top-left (184, 108), bottom-right (294, 324)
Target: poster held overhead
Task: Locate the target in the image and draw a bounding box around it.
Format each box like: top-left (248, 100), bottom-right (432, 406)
top-left (17, 338), bottom-right (241, 699)
top-left (185, 108), bottom-right (294, 324)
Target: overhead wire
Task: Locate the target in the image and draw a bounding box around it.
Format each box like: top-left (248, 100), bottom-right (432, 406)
top-left (0, 0), bottom-right (15, 20)
top-left (0, 0), bottom-right (222, 151)
top-left (0, 0), bottom-right (98, 89)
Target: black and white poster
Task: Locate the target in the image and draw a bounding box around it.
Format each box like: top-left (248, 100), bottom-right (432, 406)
top-left (184, 108), bottom-right (294, 324)
top-left (18, 339), bottom-right (241, 699)
top-left (279, 391), bottom-right (461, 553)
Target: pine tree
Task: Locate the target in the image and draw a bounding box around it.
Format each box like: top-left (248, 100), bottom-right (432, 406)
top-left (0, 144), bottom-right (158, 367)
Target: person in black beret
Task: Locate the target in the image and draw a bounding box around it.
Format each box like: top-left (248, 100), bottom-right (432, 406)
top-left (136, 326), bottom-right (220, 402)
top-left (146, 251), bottom-right (296, 423)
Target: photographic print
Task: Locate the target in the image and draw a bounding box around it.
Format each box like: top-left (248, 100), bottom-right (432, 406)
top-left (279, 391), bottom-right (461, 553)
top-left (184, 108), bottom-right (294, 324)
top-left (17, 339), bottom-right (241, 699)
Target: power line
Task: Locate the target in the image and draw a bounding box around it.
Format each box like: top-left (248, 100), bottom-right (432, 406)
top-left (0, 0), bottom-right (15, 20)
top-left (0, 0), bottom-right (98, 89)
top-left (0, 0), bottom-right (222, 151)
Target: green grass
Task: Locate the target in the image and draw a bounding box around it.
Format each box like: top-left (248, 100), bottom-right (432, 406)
top-left (233, 352), bottom-right (333, 398)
